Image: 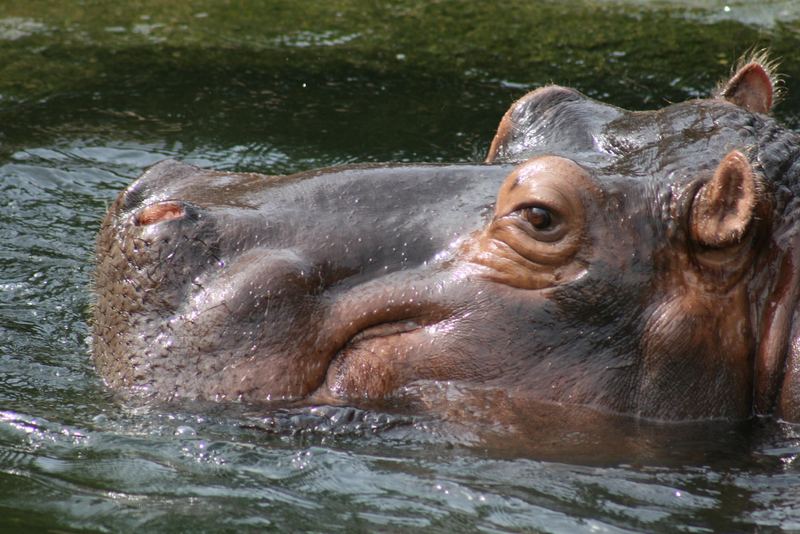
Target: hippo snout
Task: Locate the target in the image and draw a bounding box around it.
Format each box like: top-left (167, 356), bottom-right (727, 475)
top-left (94, 160), bottom-right (517, 402)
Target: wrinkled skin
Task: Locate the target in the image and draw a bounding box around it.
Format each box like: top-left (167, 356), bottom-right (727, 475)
top-left (94, 56), bottom-right (800, 423)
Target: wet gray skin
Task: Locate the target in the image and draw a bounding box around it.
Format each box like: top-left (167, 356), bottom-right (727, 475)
top-left (94, 57), bottom-right (800, 422)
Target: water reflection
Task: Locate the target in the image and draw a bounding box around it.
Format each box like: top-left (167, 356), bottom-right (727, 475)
top-left (1, 402), bottom-right (799, 531)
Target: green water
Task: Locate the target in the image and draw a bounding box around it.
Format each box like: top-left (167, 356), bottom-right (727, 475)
top-left (2, 1), bottom-right (800, 531)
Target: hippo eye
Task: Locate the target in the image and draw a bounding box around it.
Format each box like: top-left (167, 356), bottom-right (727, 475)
top-left (522, 206), bottom-right (553, 230)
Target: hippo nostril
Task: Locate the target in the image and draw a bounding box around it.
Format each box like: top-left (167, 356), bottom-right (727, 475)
top-left (135, 201), bottom-right (187, 226)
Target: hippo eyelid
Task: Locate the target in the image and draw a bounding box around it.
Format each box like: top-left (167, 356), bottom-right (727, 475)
top-left (504, 200), bottom-right (564, 223)
top-left (499, 189), bottom-right (567, 216)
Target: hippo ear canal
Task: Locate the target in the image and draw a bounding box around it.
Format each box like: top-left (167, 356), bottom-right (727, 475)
top-left (689, 150), bottom-right (759, 249)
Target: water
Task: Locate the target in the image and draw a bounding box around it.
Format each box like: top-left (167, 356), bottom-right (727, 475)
top-left (2, 1), bottom-right (800, 531)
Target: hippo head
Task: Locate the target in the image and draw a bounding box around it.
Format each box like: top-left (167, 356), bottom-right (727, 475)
top-left (93, 56), bottom-right (800, 422)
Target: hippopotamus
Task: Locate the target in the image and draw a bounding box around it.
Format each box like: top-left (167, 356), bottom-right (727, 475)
top-left (93, 55), bottom-right (800, 423)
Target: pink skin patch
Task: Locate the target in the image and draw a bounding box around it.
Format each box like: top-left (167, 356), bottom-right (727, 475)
top-left (135, 201), bottom-right (185, 225)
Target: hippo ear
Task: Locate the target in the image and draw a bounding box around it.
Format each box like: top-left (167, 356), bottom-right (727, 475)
top-left (718, 58), bottom-right (776, 114)
top-left (690, 150), bottom-right (758, 248)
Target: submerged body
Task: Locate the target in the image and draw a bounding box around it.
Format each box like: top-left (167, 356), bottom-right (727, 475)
top-left (94, 57), bottom-right (800, 423)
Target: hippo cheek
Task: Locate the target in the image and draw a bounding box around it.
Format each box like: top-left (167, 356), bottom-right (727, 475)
top-left (322, 324), bottom-right (439, 400)
top-left (311, 273), bottom-right (470, 401)
top-left (320, 311), bottom-right (519, 403)
top-left (315, 265), bottom-right (572, 405)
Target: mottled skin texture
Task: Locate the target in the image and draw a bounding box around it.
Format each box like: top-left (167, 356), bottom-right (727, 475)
top-left (94, 58), bottom-right (800, 422)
